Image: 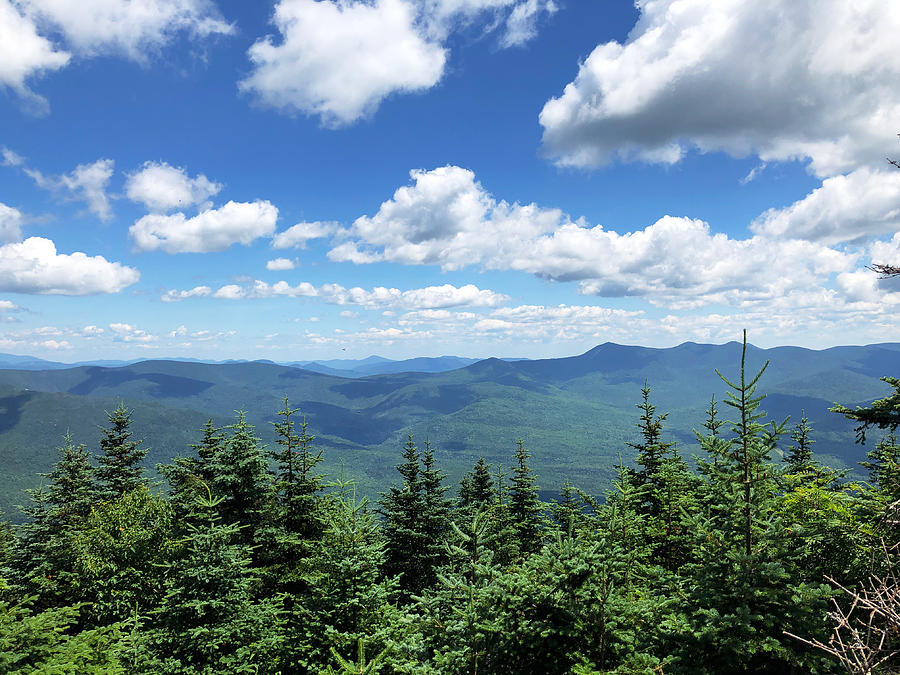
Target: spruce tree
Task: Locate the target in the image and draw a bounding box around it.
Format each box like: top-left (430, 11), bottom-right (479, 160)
top-left (95, 403), bottom-right (147, 502)
top-left (420, 440), bottom-right (451, 588)
top-left (270, 397), bottom-right (325, 542)
top-left (785, 412), bottom-right (816, 474)
top-left (208, 411), bottom-right (275, 549)
top-left (14, 434), bottom-right (96, 607)
top-left (683, 331), bottom-right (834, 672)
top-left (380, 435), bottom-right (429, 598)
top-left (458, 457), bottom-right (493, 513)
top-left (508, 439), bottom-right (543, 557)
top-left (142, 488), bottom-right (283, 674)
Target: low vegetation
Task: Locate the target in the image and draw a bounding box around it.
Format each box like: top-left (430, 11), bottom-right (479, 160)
top-left (1, 334), bottom-right (898, 674)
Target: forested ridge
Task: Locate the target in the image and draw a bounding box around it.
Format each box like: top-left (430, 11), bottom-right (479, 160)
top-left (2, 335), bottom-right (898, 674)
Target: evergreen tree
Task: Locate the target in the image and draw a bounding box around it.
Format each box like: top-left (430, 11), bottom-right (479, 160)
top-left (508, 439), bottom-right (543, 557)
top-left (682, 331), bottom-right (834, 672)
top-left (420, 439), bottom-right (452, 588)
top-left (142, 488), bottom-right (283, 674)
top-left (208, 411), bottom-right (275, 549)
top-left (305, 475), bottom-right (412, 673)
top-left (626, 383), bottom-right (674, 512)
top-left (14, 434), bottom-right (97, 607)
top-left (458, 457), bottom-right (493, 513)
top-left (785, 412), bottom-right (816, 474)
top-left (270, 397), bottom-right (325, 542)
top-left (95, 403), bottom-right (147, 502)
top-left (380, 435), bottom-right (429, 598)
top-left (160, 419), bottom-right (225, 522)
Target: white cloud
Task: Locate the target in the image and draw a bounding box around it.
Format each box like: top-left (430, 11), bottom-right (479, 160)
top-left (241, 0), bottom-right (446, 127)
top-left (241, 0), bottom-right (553, 125)
top-left (329, 165), bottom-right (570, 270)
top-left (81, 324), bottom-right (103, 337)
top-left (18, 157), bottom-right (115, 220)
top-left (271, 220), bottom-right (337, 249)
top-left (130, 200), bottom-right (279, 253)
top-left (125, 161), bottom-right (222, 212)
top-left (161, 285), bottom-right (212, 302)
top-left (22, 0), bottom-right (233, 59)
top-left (109, 322), bottom-right (156, 343)
top-left (0, 237), bottom-right (139, 294)
top-left (0, 202), bottom-right (24, 242)
top-left (0, 0), bottom-right (69, 113)
top-left (331, 165), bottom-right (857, 308)
top-left (0, 300), bottom-right (20, 311)
top-left (179, 278), bottom-right (508, 309)
top-left (751, 168), bottom-right (900, 244)
top-left (39, 339), bottom-right (70, 349)
top-left (539, 0), bottom-right (900, 177)
top-left (266, 257), bottom-right (296, 271)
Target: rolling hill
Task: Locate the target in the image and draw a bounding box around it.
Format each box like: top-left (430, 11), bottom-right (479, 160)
top-left (1, 340), bottom-right (897, 518)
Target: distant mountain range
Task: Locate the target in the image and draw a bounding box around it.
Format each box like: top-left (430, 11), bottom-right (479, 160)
top-left (0, 352), bottom-right (490, 377)
top-left (1, 341), bottom-right (898, 519)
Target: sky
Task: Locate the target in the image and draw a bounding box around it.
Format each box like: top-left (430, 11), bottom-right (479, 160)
top-left (0, 0), bottom-right (899, 362)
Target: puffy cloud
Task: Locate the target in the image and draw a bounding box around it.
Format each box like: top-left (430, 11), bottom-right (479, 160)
top-left (109, 322), bottom-right (156, 343)
top-left (0, 0), bottom-right (69, 112)
top-left (22, 0), bottom-right (232, 59)
top-left (539, 0), bottom-right (900, 177)
top-left (161, 285), bottom-right (212, 302)
top-left (0, 202), bottom-right (24, 242)
top-left (271, 220), bottom-right (337, 249)
top-left (331, 165), bottom-right (856, 308)
top-left (266, 257), bottom-right (296, 270)
top-left (330, 165), bottom-right (570, 270)
top-left (241, 0), bottom-right (553, 125)
top-left (751, 168), bottom-right (900, 244)
top-left (80, 324), bottom-right (104, 337)
top-left (241, 0), bottom-right (446, 127)
top-left (130, 200), bottom-right (279, 253)
top-left (0, 237), bottom-right (139, 294)
top-left (125, 161), bottom-right (222, 212)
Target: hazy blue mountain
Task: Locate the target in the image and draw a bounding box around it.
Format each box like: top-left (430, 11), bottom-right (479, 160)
top-left (1, 341), bottom-right (897, 518)
top-left (293, 355), bottom-right (481, 377)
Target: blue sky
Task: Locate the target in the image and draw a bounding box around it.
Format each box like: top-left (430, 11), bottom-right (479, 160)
top-left (1, 0), bottom-right (899, 361)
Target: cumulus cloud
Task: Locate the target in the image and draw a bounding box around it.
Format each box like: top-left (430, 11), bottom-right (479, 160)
top-left (331, 165), bottom-right (857, 308)
top-left (271, 220), bottom-right (337, 249)
top-left (266, 257), bottom-right (296, 270)
top-left (22, 0), bottom-right (232, 59)
top-left (0, 202), bottom-right (24, 242)
top-left (125, 161), bottom-right (222, 212)
top-left (751, 168), bottom-right (900, 244)
top-left (539, 0), bottom-right (900, 177)
top-left (241, 0), bottom-right (446, 126)
top-left (109, 322), bottom-right (156, 343)
top-left (130, 200), bottom-right (278, 253)
top-left (0, 237), bottom-right (139, 294)
top-left (161, 285), bottom-right (212, 302)
top-left (0, 0), bottom-right (69, 112)
top-left (241, 0), bottom-right (553, 125)
top-left (329, 165), bottom-right (570, 269)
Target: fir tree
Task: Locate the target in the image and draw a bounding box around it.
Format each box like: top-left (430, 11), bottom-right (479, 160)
top-left (785, 412), bottom-right (816, 474)
top-left (458, 457), bottom-right (493, 513)
top-left (14, 434), bottom-right (97, 607)
top-left (270, 397), bottom-right (325, 542)
top-left (142, 488), bottom-right (283, 674)
top-left (508, 439), bottom-right (543, 557)
top-left (95, 403), bottom-right (147, 502)
top-left (208, 411), bottom-right (275, 548)
top-left (380, 435), bottom-right (431, 598)
top-left (627, 383), bottom-right (674, 512)
top-left (420, 439), bottom-right (451, 588)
